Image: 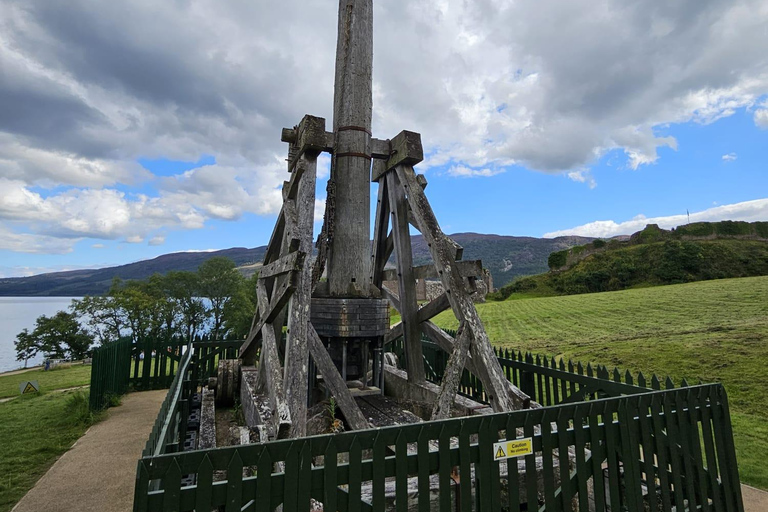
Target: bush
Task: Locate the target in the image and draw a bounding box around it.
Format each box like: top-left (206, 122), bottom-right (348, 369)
top-left (548, 250), bottom-right (568, 269)
top-left (755, 222), bottom-right (768, 238)
top-left (716, 220), bottom-right (751, 236)
top-left (676, 222), bottom-right (714, 237)
top-left (63, 391), bottom-right (98, 426)
top-left (592, 239), bottom-right (606, 249)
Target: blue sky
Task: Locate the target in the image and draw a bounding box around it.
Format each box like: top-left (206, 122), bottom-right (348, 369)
top-left (1, 1), bottom-right (767, 277)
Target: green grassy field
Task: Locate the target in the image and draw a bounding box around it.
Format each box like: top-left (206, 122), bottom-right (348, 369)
top-left (435, 275), bottom-right (768, 488)
top-left (0, 390), bottom-right (101, 512)
top-left (0, 364), bottom-right (92, 399)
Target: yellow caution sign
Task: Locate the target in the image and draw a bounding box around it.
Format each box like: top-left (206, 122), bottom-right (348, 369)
top-left (19, 380), bottom-right (40, 394)
top-left (493, 437), bottom-right (533, 461)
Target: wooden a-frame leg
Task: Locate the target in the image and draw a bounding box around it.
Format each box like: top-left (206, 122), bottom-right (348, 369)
top-left (395, 163), bottom-right (528, 412)
top-left (386, 170), bottom-right (425, 383)
top-left (307, 324), bottom-right (369, 431)
top-left (283, 153), bottom-right (318, 438)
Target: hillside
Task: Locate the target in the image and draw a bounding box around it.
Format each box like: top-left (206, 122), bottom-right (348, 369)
top-left (409, 233), bottom-right (593, 288)
top-left (0, 247), bottom-right (267, 297)
top-left (434, 275), bottom-right (768, 488)
top-left (0, 233), bottom-right (590, 296)
top-left (494, 224), bottom-right (768, 300)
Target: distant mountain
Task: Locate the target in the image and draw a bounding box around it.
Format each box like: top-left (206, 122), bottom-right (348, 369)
top-left (408, 233), bottom-right (594, 288)
top-left (0, 233), bottom-right (591, 296)
top-left (0, 247), bottom-right (267, 297)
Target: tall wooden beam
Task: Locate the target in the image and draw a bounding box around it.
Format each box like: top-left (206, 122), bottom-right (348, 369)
top-left (326, 0), bottom-right (374, 297)
top-left (386, 171), bottom-right (425, 382)
top-left (255, 280), bottom-right (292, 438)
top-left (283, 151), bottom-right (318, 438)
top-left (370, 175), bottom-right (391, 289)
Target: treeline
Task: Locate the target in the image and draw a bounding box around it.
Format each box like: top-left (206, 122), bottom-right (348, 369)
top-left (492, 238), bottom-right (768, 300)
top-left (14, 257), bottom-right (257, 366)
top-left (548, 221), bottom-right (768, 271)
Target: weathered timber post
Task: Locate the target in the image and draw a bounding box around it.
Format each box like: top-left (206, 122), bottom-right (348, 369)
top-left (326, 0), bottom-right (374, 298)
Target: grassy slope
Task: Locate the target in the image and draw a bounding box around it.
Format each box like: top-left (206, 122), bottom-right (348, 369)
top-left (436, 275), bottom-right (768, 488)
top-left (0, 364), bottom-right (92, 399)
top-left (494, 238), bottom-right (768, 299)
top-left (0, 390), bottom-right (100, 512)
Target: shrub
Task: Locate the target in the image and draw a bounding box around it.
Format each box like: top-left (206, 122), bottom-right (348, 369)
top-left (676, 222), bottom-right (714, 237)
top-left (548, 250), bottom-right (568, 269)
top-left (592, 239), bottom-right (606, 249)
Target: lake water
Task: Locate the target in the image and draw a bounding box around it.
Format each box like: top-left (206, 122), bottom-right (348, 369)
top-left (0, 297), bottom-right (80, 373)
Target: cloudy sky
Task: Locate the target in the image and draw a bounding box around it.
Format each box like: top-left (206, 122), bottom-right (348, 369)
top-left (1, 0), bottom-right (768, 277)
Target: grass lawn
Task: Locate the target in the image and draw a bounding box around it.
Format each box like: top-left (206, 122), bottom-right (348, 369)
top-left (0, 390), bottom-right (101, 512)
top-left (434, 275), bottom-right (768, 489)
top-left (0, 364), bottom-right (92, 399)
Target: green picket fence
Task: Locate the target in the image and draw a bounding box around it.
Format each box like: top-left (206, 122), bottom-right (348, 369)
top-left (142, 344), bottom-right (195, 458)
top-left (132, 337), bottom-right (744, 511)
top-left (141, 339), bottom-right (244, 458)
top-left (134, 382), bottom-right (743, 512)
top-left (89, 337), bottom-right (132, 411)
top-left (391, 335), bottom-right (674, 407)
top-left (89, 337), bottom-right (243, 412)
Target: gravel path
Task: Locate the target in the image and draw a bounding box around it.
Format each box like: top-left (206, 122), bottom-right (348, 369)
top-left (11, 389), bottom-right (166, 512)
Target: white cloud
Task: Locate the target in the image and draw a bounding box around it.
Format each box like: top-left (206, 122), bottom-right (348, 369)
top-left (722, 153), bottom-right (738, 161)
top-left (1, 0), bottom-right (768, 253)
top-left (148, 236), bottom-right (165, 246)
top-left (755, 109), bottom-right (768, 129)
top-left (91, 243), bottom-right (105, 248)
top-left (445, 165), bottom-right (505, 178)
top-left (567, 169), bottom-right (597, 189)
top-left (544, 198), bottom-right (768, 238)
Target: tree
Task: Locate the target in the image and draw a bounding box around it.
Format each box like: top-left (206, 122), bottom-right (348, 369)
top-left (164, 271), bottom-right (207, 340)
top-left (71, 293), bottom-right (126, 345)
top-left (222, 272), bottom-right (259, 339)
top-left (15, 328), bottom-right (40, 367)
top-left (14, 311), bottom-right (93, 361)
top-left (198, 257), bottom-right (243, 339)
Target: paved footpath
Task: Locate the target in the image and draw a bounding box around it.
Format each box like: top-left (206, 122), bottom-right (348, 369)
top-left (12, 389), bottom-right (166, 512)
top-left (9, 387), bottom-right (768, 511)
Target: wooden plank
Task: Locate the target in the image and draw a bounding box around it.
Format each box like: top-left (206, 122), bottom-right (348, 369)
top-left (431, 323), bottom-right (472, 420)
top-left (416, 293), bottom-right (450, 323)
top-left (386, 170), bottom-right (425, 382)
top-left (370, 176), bottom-right (391, 288)
top-left (258, 249), bottom-right (304, 279)
top-left (307, 324), bottom-right (369, 431)
top-left (255, 280), bottom-right (292, 439)
top-left (380, 260), bottom-right (482, 282)
top-left (395, 163), bottom-right (521, 412)
top-left (383, 322), bottom-right (403, 345)
top-left (282, 166), bottom-right (306, 202)
top-left (283, 151), bottom-right (317, 438)
top-left (240, 272), bottom-right (298, 363)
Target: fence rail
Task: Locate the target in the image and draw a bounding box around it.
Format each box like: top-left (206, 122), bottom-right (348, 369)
top-left (89, 337), bottom-right (243, 411)
top-left (134, 382), bottom-right (744, 512)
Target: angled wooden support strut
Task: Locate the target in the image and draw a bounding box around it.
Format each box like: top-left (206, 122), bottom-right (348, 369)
top-left (307, 324), bottom-right (369, 431)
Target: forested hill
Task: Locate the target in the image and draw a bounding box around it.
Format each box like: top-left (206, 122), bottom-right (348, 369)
top-left (494, 222), bottom-right (768, 300)
top-left (0, 233), bottom-right (592, 296)
top-left (0, 247), bottom-right (267, 297)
